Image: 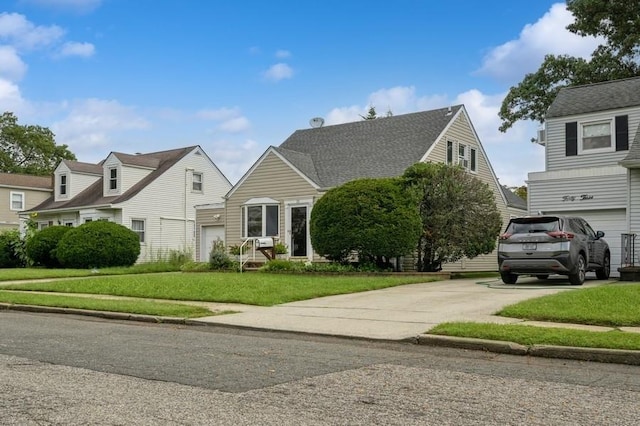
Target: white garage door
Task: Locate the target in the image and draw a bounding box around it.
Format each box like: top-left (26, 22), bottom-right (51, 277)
top-left (549, 209), bottom-right (626, 277)
top-left (200, 225), bottom-right (225, 262)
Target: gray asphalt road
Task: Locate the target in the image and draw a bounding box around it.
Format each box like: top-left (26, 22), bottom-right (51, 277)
top-left (1, 311), bottom-right (639, 425)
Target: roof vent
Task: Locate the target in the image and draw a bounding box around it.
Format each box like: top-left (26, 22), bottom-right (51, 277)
top-left (445, 106), bottom-right (452, 116)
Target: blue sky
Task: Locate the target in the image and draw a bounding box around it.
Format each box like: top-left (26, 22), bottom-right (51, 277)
top-left (1, 0), bottom-right (602, 186)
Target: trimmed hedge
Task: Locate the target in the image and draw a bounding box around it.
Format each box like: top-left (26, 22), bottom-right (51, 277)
top-left (0, 230), bottom-right (23, 268)
top-left (26, 225), bottom-right (73, 268)
top-left (56, 221), bottom-right (141, 268)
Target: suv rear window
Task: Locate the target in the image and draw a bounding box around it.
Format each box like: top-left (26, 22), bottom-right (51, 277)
top-left (506, 217), bottom-right (560, 234)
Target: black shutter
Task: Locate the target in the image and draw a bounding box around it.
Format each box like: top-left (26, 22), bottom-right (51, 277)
top-left (616, 115), bottom-right (629, 151)
top-left (566, 122), bottom-right (577, 156)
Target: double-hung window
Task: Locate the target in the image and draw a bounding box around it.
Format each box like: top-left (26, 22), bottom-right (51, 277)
top-left (192, 172), bottom-right (203, 192)
top-left (109, 167), bottom-right (118, 190)
top-left (131, 219), bottom-right (145, 243)
top-left (10, 192), bottom-right (24, 211)
top-left (59, 174), bottom-right (67, 196)
top-left (581, 120), bottom-right (612, 152)
top-left (446, 141), bottom-right (454, 165)
top-left (456, 144), bottom-right (477, 173)
top-left (242, 203), bottom-right (279, 238)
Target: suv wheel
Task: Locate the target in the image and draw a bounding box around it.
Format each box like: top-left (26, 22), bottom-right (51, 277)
top-left (500, 272), bottom-right (518, 284)
top-left (569, 255), bottom-right (586, 286)
top-left (595, 252), bottom-right (611, 280)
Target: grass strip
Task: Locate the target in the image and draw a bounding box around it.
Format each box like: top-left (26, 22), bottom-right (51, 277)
top-left (3, 272), bottom-right (438, 306)
top-left (0, 291), bottom-right (214, 318)
top-left (497, 283), bottom-right (640, 327)
top-left (429, 322), bottom-right (640, 351)
top-left (0, 263), bottom-right (183, 282)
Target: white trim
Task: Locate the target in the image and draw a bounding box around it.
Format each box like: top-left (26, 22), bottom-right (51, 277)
top-left (131, 218), bottom-right (146, 243)
top-left (284, 201), bottom-right (313, 260)
top-left (9, 191), bottom-right (24, 211)
top-left (244, 197), bottom-right (279, 205)
top-left (528, 165), bottom-right (626, 182)
top-left (578, 118), bottom-right (615, 155)
top-left (195, 202), bottom-right (225, 209)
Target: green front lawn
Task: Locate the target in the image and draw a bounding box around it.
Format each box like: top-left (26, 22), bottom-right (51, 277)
top-left (2, 272), bottom-right (438, 306)
top-left (0, 263), bottom-right (182, 281)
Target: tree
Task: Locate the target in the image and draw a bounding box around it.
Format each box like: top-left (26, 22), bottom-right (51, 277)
top-left (0, 112), bottom-right (76, 175)
top-left (513, 185), bottom-right (527, 201)
top-left (310, 177), bottom-right (422, 269)
top-left (360, 106), bottom-right (378, 120)
top-left (401, 162), bottom-right (502, 272)
top-left (499, 0), bottom-right (640, 132)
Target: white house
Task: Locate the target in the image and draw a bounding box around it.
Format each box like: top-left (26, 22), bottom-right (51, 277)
top-left (25, 146), bottom-right (232, 262)
top-left (528, 77), bottom-right (640, 276)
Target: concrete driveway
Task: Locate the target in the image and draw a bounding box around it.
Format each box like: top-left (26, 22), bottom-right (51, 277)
top-left (197, 276), bottom-right (609, 340)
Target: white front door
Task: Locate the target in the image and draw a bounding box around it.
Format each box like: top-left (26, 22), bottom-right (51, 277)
top-left (285, 201), bottom-right (312, 260)
top-left (200, 225), bottom-right (225, 262)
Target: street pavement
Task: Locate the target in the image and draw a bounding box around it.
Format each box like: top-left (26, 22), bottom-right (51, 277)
top-left (2, 275), bottom-right (640, 364)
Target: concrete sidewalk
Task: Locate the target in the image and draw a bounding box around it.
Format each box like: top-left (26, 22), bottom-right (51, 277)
top-left (191, 277), bottom-right (631, 339)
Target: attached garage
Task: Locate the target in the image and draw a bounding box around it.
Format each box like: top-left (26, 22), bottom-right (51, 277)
top-left (544, 209), bottom-right (626, 278)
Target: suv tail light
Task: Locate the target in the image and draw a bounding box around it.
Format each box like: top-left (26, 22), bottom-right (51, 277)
top-left (547, 231), bottom-right (574, 239)
top-left (499, 233), bottom-right (512, 240)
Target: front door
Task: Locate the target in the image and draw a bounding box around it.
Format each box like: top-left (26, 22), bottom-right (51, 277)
top-left (290, 206), bottom-right (308, 257)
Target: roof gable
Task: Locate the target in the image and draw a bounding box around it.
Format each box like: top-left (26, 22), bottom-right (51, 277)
top-left (277, 105), bottom-right (462, 187)
top-left (546, 77), bottom-right (640, 119)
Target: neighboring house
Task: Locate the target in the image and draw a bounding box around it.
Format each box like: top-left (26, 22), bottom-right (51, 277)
top-left (216, 105), bottom-right (526, 271)
top-left (0, 173), bottom-right (52, 231)
top-left (25, 146), bottom-right (231, 262)
top-left (528, 76), bottom-right (640, 277)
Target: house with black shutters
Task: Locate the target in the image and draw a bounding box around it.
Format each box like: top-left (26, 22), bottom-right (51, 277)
top-left (528, 77), bottom-right (640, 276)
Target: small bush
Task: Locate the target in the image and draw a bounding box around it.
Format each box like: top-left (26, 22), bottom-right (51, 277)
top-left (56, 221), bottom-right (141, 268)
top-left (0, 230), bottom-right (24, 268)
top-left (209, 240), bottom-right (236, 270)
top-left (26, 226), bottom-right (73, 268)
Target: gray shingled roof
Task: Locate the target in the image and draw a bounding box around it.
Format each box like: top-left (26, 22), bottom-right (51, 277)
top-left (27, 146), bottom-right (196, 213)
top-left (620, 122), bottom-right (640, 166)
top-left (500, 186), bottom-right (527, 210)
top-left (276, 105), bottom-right (462, 188)
top-left (62, 160), bottom-right (103, 175)
top-left (546, 77), bottom-right (640, 119)
top-left (0, 173), bottom-right (52, 190)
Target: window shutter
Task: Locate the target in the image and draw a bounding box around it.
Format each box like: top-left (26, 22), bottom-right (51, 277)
top-left (615, 115), bottom-right (629, 151)
top-left (566, 122), bottom-right (577, 156)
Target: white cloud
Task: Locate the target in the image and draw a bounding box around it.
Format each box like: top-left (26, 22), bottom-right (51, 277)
top-left (0, 77), bottom-right (28, 113)
top-left (263, 63), bottom-right (293, 82)
top-left (477, 3), bottom-right (603, 82)
top-left (0, 46), bottom-right (28, 81)
top-left (197, 107), bottom-right (250, 133)
top-left (51, 99), bottom-right (149, 157)
top-left (0, 12), bottom-right (65, 50)
top-left (58, 41), bottom-right (95, 58)
top-left (275, 49), bottom-right (291, 58)
top-left (208, 138), bottom-right (261, 184)
top-left (19, 0), bottom-right (102, 13)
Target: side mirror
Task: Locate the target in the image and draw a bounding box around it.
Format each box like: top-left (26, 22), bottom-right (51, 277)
top-left (596, 230), bottom-right (605, 239)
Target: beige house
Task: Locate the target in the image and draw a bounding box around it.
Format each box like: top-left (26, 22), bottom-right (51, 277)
top-left (26, 146), bottom-right (231, 262)
top-left (212, 105), bottom-right (525, 271)
top-left (0, 173), bottom-right (52, 231)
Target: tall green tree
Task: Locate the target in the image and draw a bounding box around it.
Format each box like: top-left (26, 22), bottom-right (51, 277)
top-left (499, 0), bottom-right (640, 132)
top-left (0, 112), bottom-right (76, 175)
top-left (310, 177), bottom-right (422, 268)
top-left (401, 162), bottom-right (502, 272)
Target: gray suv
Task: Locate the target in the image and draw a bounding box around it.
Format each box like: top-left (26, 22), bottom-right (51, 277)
top-left (497, 215), bottom-right (610, 285)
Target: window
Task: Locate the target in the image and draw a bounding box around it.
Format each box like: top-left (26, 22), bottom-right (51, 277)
top-left (131, 219), bottom-right (145, 243)
top-left (581, 120), bottom-right (612, 152)
top-left (242, 204), bottom-right (279, 238)
top-left (446, 141), bottom-right (453, 165)
top-left (456, 144), bottom-right (477, 173)
top-left (60, 174), bottom-right (67, 196)
top-left (10, 192), bottom-right (24, 211)
top-left (192, 172), bottom-right (203, 192)
top-left (109, 167), bottom-right (118, 190)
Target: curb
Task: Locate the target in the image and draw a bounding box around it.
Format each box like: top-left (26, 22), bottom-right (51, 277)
top-left (418, 334), bottom-right (640, 366)
top-left (3, 303), bottom-right (640, 366)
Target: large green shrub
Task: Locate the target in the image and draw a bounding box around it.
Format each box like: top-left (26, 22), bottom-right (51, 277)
top-left (56, 221), bottom-right (141, 268)
top-left (209, 239), bottom-right (236, 270)
top-left (26, 226), bottom-right (73, 268)
top-left (0, 229), bottom-right (24, 268)
top-left (310, 177), bottom-right (422, 268)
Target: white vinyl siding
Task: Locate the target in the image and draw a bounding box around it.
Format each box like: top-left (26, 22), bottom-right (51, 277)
top-left (545, 107), bottom-right (640, 172)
